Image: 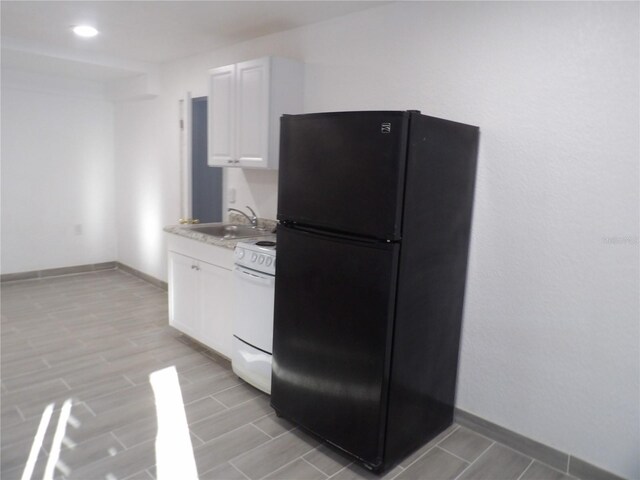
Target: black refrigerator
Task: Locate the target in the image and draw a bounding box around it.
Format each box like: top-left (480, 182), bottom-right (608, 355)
top-left (271, 110), bottom-right (479, 471)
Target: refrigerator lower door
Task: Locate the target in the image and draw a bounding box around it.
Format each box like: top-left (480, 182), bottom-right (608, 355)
top-left (271, 225), bottom-right (400, 467)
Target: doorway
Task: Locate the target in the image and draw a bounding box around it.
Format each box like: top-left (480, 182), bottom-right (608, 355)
top-left (191, 96), bottom-right (222, 223)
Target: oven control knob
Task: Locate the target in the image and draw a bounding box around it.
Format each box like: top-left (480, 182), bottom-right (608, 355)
top-left (235, 248), bottom-right (245, 259)
top-left (251, 253), bottom-right (258, 262)
top-left (266, 257), bottom-right (273, 267)
top-left (258, 255), bottom-right (265, 265)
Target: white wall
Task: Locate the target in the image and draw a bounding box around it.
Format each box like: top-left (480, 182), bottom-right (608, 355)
top-left (1, 69), bottom-right (116, 274)
top-left (113, 2), bottom-right (638, 477)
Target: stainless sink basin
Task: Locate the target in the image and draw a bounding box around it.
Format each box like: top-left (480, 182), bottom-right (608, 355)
top-left (189, 223), bottom-right (266, 239)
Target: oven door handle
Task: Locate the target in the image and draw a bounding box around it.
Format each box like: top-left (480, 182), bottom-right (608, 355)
top-left (234, 266), bottom-right (274, 286)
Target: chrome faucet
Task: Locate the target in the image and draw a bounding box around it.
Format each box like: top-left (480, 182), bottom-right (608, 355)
top-left (228, 206), bottom-right (258, 227)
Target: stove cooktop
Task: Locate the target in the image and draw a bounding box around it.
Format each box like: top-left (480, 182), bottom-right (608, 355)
top-left (239, 237), bottom-right (276, 252)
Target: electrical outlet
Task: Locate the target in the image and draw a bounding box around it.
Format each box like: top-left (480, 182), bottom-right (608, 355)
top-left (228, 188), bottom-right (236, 204)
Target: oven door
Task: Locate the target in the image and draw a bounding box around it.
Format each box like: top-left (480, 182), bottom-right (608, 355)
top-left (233, 265), bottom-right (275, 353)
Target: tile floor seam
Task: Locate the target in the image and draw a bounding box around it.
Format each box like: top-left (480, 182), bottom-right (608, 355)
top-left (197, 420), bottom-right (267, 450)
top-left (190, 429), bottom-right (206, 446)
top-left (231, 462), bottom-right (253, 480)
top-left (113, 433), bottom-right (150, 451)
top-left (494, 439), bottom-right (544, 464)
top-left (123, 375), bottom-right (137, 387)
top-left (225, 425), bottom-right (299, 470)
top-left (515, 458), bottom-right (535, 480)
top-left (435, 444), bottom-right (473, 465)
top-left (437, 424), bottom-right (461, 443)
top-left (188, 399), bottom-right (263, 432)
top-left (81, 401), bottom-right (97, 417)
top-left (204, 394), bottom-right (230, 412)
top-left (256, 454), bottom-right (311, 480)
top-left (16, 405), bottom-right (26, 422)
top-left (251, 421), bottom-right (277, 439)
top-left (327, 464), bottom-right (350, 478)
top-left (64, 439), bottom-right (157, 479)
top-left (387, 467), bottom-right (403, 480)
top-left (182, 366), bottom-right (236, 384)
top-left (56, 458), bottom-right (72, 477)
top-left (59, 378), bottom-right (73, 391)
top-left (396, 443), bottom-right (438, 472)
top-left (75, 401), bottom-right (96, 419)
top-left (454, 424), bottom-right (498, 446)
top-left (451, 440), bottom-right (495, 480)
top-left (382, 463), bottom-right (406, 480)
top-left (301, 456), bottom-right (331, 477)
top-left (110, 431), bottom-right (128, 451)
top-left (431, 424), bottom-right (462, 447)
top-left (245, 408), bottom-right (278, 441)
top-left (227, 445), bottom-right (265, 470)
top-left (215, 393), bottom-right (262, 409)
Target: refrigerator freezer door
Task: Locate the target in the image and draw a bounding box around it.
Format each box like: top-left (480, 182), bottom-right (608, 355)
top-left (277, 111), bottom-right (409, 240)
top-left (271, 225), bottom-right (399, 466)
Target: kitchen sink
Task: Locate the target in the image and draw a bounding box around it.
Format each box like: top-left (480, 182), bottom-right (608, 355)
top-left (189, 223), bottom-right (267, 239)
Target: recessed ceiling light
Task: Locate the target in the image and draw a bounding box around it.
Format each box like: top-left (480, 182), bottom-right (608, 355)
top-left (72, 25), bottom-right (98, 38)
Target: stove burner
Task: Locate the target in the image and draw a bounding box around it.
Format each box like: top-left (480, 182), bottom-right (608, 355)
top-left (256, 241), bottom-right (276, 247)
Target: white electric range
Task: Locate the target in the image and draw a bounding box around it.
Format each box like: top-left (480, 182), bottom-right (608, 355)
top-left (232, 238), bottom-right (276, 393)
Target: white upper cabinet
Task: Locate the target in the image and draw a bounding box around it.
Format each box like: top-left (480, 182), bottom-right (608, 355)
top-left (235, 59), bottom-right (270, 168)
top-left (208, 56), bottom-right (304, 169)
top-left (209, 65), bottom-right (235, 166)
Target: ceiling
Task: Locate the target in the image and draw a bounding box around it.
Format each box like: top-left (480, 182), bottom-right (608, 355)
top-left (1, 1), bottom-right (386, 82)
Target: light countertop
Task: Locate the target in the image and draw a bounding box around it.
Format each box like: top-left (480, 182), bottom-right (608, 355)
top-left (164, 215), bottom-right (277, 250)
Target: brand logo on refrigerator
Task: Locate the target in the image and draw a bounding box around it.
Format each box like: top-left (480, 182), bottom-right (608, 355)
top-left (381, 123), bottom-right (391, 133)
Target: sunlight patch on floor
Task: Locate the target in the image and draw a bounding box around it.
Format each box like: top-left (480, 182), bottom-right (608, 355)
top-left (21, 403), bottom-right (53, 480)
top-left (150, 366), bottom-right (198, 480)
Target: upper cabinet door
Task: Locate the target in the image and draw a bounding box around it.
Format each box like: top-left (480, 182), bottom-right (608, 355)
top-left (235, 58), bottom-right (270, 168)
top-left (208, 65), bottom-right (236, 167)
top-left (208, 56), bottom-right (304, 169)
top-left (208, 64), bottom-right (236, 166)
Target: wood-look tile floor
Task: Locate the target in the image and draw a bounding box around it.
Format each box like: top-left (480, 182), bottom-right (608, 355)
top-left (1, 270), bottom-right (577, 480)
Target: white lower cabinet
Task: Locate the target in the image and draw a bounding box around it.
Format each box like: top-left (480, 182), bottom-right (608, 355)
top-left (167, 239), bottom-right (234, 358)
top-left (198, 260), bottom-right (233, 356)
top-left (168, 251), bottom-right (199, 339)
